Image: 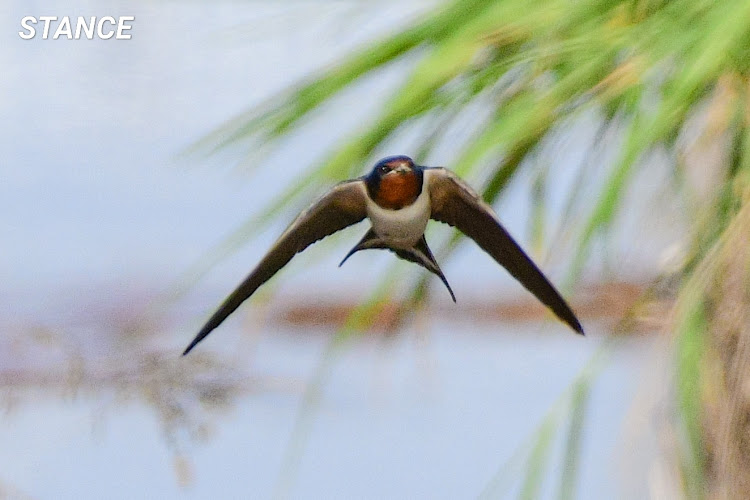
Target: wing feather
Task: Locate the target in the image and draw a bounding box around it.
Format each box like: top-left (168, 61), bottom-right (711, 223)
top-left (426, 168), bottom-right (583, 334)
top-left (183, 179), bottom-right (368, 354)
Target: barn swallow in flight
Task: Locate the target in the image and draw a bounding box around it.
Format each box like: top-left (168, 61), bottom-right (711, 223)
top-left (183, 155), bottom-right (583, 355)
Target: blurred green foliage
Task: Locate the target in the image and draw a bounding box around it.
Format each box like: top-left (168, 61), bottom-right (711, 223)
top-left (194, 0), bottom-right (750, 497)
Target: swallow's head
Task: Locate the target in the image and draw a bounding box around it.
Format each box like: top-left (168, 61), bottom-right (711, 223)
top-left (366, 156), bottom-right (423, 210)
top-left (372, 155), bottom-right (416, 177)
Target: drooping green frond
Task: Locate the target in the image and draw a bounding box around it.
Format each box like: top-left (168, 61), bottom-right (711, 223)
top-left (190, 0), bottom-right (750, 496)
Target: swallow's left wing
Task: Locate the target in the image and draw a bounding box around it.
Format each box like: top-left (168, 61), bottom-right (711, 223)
top-left (426, 167), bottom-right (583, 335)
top-left (183, 179), bottom-right (368, 355)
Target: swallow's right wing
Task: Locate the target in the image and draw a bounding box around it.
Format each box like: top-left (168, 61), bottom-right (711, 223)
top-left (426, 167), bottom-right (583, 335)
top-left (183, 179), bottom-right (368, 355)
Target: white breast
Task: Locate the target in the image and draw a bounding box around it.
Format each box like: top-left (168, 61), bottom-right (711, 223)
top-left (366, 186), bottom-right (431, 249)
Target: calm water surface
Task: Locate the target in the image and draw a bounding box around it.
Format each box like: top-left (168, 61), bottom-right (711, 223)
top-left (2, 319), bottom-right (659, 499)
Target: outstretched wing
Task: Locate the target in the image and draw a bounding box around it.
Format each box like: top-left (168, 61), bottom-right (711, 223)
top-left (183, 179), bottom-right (368, 355)
top-left (426, 167), bottom-right (583, 334)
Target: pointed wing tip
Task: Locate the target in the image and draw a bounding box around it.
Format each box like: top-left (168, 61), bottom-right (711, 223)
top-left (182, 339), bottom-right (199, 356)
top-left (570, 319), bottom-right (585, 336)
top-left (182, 326), bottom-right (213, 356)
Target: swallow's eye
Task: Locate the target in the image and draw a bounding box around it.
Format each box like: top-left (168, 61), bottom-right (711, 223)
top-left (378, 165), bottom-right (390, 174)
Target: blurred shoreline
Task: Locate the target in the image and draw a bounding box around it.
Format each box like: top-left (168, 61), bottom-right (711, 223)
top-left (2, 280), bottom-right (663, 341)
top-left (269, 280), bottom-right (664, 333)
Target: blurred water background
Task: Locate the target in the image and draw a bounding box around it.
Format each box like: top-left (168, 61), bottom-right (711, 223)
top-left (1, 1), bottom-right (686, 498)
